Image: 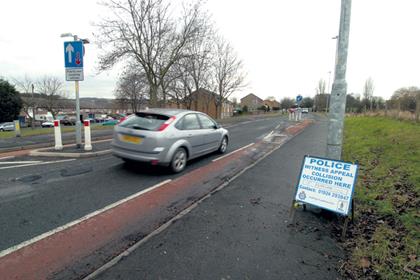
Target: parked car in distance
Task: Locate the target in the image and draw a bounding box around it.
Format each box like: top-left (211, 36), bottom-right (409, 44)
top-left (58, 115), bottom-right (76, 126)
top-left (0, 122), bottom-right (15, 131)
top-left (111, 109), bottom-right (229, 173)
top-left (41, 121), bottom-right (54, 128)
top-left (302, 108), bottom-right (309, 113)
top-left (102, 119), bottom-right (118, 126)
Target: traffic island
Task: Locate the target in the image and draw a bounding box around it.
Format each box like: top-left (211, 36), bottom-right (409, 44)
top-left (29, 140), bottom-right (112, 158)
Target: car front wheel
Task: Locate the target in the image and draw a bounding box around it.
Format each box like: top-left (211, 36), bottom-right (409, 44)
top-left (170, 148), bottom-right (187, 173)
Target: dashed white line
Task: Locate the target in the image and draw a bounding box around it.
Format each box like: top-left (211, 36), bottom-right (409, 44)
top-left (0, 159), bottom-right (76, 170)
top-left (212, 143), bottom-right (255, 162)
top-left (0, 179), bottom-right (172, 258)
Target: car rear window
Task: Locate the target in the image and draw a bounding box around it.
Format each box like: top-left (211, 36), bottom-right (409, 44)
top-left (119, 113), bottom-right (170, 131)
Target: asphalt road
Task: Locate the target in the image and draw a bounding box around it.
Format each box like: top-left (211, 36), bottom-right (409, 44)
top-left (0, 116), bottom-right (290, 252)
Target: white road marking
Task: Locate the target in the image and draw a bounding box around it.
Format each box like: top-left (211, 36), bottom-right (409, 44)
top-left (0, 161), bottom-right (43, 165)
top-left (91, 139), bottom-right (112, 144)
top-left (0, 179), bottom-right (172, 259)
top-left (212, 143), bottom-right (255, 162)
top-left (0, 156), bottom-right (15, 161)
top-left (263, 130), bottom-right (275, 140)
top-left (0, 159), bottom-right (76, 170)
top-left (223, 117), bottom-right (276, 129)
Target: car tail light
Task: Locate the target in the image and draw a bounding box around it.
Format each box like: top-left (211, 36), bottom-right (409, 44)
top-left (117, 115), bottom-right (130, 125)
top-left (158, 116), bottom-right (176, 131)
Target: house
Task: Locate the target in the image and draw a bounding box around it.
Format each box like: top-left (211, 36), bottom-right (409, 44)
top-left (190, 89), bottom-right (233, 119)
top-left (165, 88), bottom-right (233, 119)
top-left (240, 93), bottom-right (264, 112)
top-left (264, 99), bottom-right (281, 110)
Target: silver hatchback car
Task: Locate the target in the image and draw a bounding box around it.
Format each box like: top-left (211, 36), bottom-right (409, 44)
top-left (111, 109), bottom-right (229, 173)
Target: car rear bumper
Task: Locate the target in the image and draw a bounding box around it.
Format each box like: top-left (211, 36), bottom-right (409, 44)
top-left (111, 143), bottom-right (170, 166)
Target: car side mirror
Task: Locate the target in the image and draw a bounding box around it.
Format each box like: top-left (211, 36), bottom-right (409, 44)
top-left (213, 124), bottom-right (220, 129)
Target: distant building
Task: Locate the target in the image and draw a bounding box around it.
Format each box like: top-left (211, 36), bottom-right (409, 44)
top-left (240, 93), bottom-right (264, 111)
top-left (165, 88), bottom-right (233, 119)
top-left (190, 88), bottom-right (233, 119)
top-left (264, 99), bottom-right (280, 110)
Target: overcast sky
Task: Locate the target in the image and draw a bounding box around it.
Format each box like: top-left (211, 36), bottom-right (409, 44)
top-left (1, 0), bottom-right (419, 101)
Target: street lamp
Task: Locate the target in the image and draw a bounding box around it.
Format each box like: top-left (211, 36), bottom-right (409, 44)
top-left (60, 33), bottom-right (89, 148)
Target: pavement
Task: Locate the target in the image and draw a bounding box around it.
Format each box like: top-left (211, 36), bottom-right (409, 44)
top-left (91, 117), bottom-right (344, 280)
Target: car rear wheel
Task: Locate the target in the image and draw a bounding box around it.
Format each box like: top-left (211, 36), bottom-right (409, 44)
top-left (170, 148), bottom-right (187, 173)
top-left (218, 136), bottom-right (228, 154)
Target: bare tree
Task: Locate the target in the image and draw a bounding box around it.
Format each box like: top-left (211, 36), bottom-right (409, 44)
top-left (363, 77), bottom-right (375, 111)
top-left (36, 76), bottom-right (66, 118)
top-left (166, 10), bottom-right (214, 109)
top-left (13, 75), bottom-right (38, 128)
top-left (280, 97), bottom-right (294, 109)
top-left (210, 36), bottom-right (246, 118)
top-left (115, 66), bottom-right (148, 112)
top-left (316, 79), bottom-right (326, 95)
top-left (96, 0), bottom-right (203, 107)
top-left (166, 62), bottom-right (194, 108)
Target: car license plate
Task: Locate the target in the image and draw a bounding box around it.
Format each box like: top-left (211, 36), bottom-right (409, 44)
top-left (120, 134), bottom-right (142, 144)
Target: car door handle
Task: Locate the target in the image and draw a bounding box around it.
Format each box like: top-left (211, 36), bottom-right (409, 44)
top-left (187, 134), bottom-right (193, 137)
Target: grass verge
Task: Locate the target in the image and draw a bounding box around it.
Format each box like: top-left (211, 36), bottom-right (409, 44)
top-left (341, 116), bottom-right (419, 279)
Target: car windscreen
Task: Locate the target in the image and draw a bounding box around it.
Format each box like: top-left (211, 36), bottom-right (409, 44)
top-left (119, 113), bottom-right (170, 131)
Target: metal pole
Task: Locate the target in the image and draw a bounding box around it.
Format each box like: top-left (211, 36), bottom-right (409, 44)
top-left (75, 81), bottom-right (82, 148)
top-left (327, 0), bottom-right (352, 160)
top-left (73, 34), bottom-right (82, 148)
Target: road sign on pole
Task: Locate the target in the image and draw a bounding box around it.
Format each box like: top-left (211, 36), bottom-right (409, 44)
top-left (296, 95), bottom-right (303, 104)
top-left (64, 41), bottom-right (84, 81)
top-left (63, 37), bottom-right (85, 148)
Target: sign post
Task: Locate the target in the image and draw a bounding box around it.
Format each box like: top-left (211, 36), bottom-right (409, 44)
top-left (296, 95), bottom-right (302, 105)
top-left (291, 155), bottom-right (359, 239)
top-left (64, 39), bottom-right (84, 148)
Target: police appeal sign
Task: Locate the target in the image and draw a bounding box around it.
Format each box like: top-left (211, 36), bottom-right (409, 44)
top-left (295, 156), bottom-right (358, 215)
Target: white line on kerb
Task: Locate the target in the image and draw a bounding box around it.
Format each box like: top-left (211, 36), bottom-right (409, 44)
top-left (0, 159), bottom-right (76, 170)
top-left (0, 161), bottom-right (43, 165)
top-left (0, 179), bottom-right (172, 259)
top-left (212, 143), bottom-right (255, 162)
top-left (0, 156), bottom-right (15, 161)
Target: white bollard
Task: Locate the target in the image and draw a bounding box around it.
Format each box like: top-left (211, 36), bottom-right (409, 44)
top-left (54, 120), bottom-right (63, 150)
top-left (84, 120), bottom-right (92, 151)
